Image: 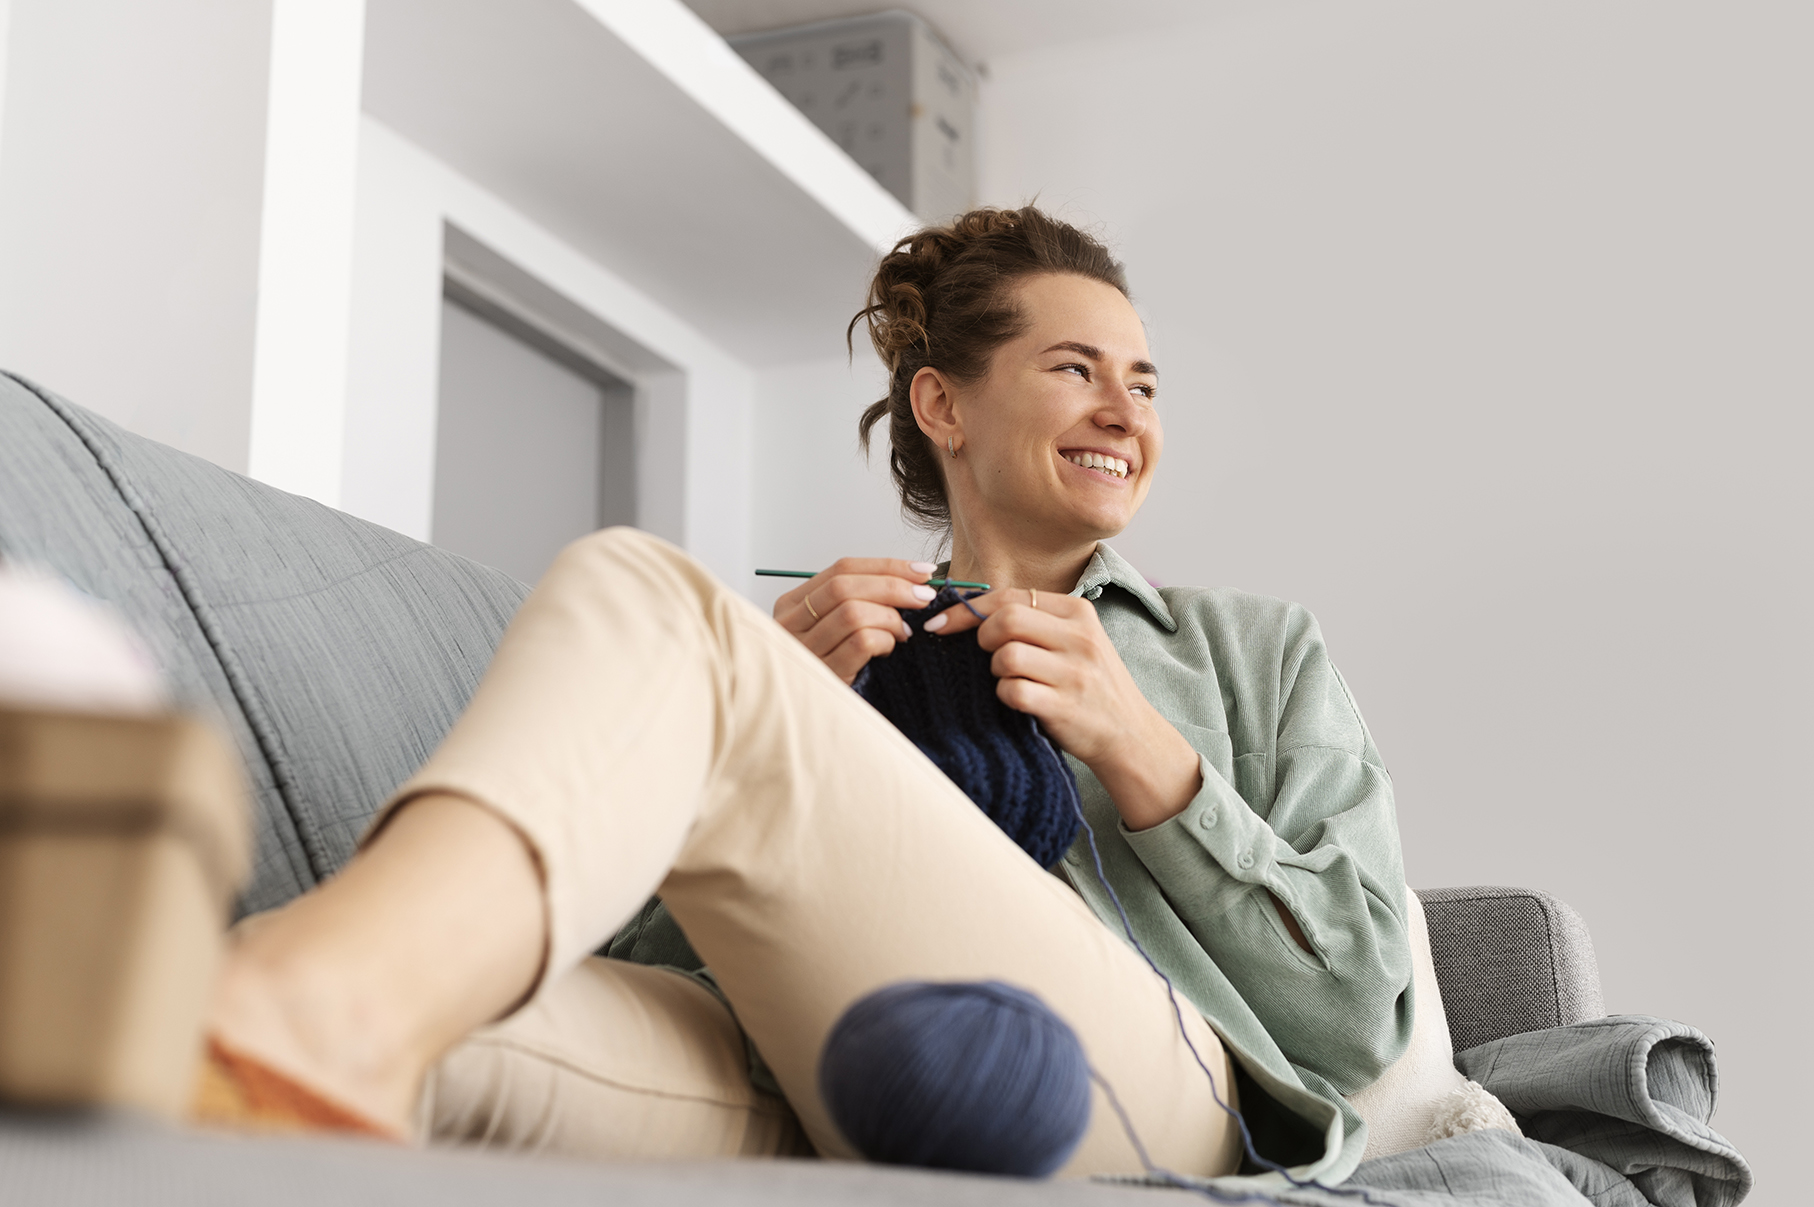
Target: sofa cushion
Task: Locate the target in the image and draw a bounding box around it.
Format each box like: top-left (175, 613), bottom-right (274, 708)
top-left (0, 374), bottom-right (529, 912)
top-left (1418, 885), bottom-right (1604, 1053)
top-left (0, 375), bottom-right (304, 907)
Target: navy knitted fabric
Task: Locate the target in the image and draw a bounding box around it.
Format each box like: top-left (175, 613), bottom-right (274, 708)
top-left (853, 589), bottom-right (1081, 868)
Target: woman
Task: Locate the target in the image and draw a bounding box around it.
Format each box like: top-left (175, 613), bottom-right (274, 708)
top-left (200, 208), bottom-right (1410, 1185)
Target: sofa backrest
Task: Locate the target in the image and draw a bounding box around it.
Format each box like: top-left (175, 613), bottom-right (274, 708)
top-left (0, 373), bottom-right (530, 915)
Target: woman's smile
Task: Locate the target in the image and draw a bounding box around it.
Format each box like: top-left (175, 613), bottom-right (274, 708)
top-left (1059, 449), bottom-right (1133, 481)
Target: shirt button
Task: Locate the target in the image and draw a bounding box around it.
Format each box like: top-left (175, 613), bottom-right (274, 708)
top-left (1198, 809), bottom-right (1218, 831)
top-left (1237, 850), bottom-right (1255, 870)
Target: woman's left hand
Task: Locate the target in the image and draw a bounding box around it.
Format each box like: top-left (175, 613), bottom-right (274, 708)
top-left (926, 591), bottom-right (1202, 831)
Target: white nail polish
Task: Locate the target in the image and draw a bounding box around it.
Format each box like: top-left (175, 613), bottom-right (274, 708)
top-left (901, 621), bottom-right (912, 640)
top-left (924, 612), bottom-right (948, 632)
top-left (911, 584), bottom-right (936, 602)
top-left (910, 561), bottom-right (937, 574)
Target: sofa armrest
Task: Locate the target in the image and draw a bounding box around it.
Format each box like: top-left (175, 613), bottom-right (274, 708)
top-left (1414, 885), bottom-right (1605, 1053)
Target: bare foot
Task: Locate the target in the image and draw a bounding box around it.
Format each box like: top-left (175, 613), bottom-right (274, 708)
top-left (198, 794), bottom-right (546, 1138)
top-left (203, 907), bottom-right (429, 1135)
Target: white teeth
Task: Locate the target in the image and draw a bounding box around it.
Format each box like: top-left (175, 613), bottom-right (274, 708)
top-left (1065, 453), bottom-right (1129, 479)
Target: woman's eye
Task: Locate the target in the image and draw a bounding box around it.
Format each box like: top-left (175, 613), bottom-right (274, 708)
top-left (1056, 363), bottom-right (1089, 379)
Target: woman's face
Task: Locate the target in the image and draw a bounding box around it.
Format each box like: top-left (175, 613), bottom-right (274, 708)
top-left (930, 272), bottom-right (1162, 549)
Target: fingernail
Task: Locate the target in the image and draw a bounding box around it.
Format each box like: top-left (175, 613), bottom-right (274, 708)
top-left (911, 584), bottom-right (936, 602)
top-left (923, 612), bottom-right (948, 632)
top-left (910, 561), bottom-right (937, 574)
top-left (901, 621), bottom-right (913, 640)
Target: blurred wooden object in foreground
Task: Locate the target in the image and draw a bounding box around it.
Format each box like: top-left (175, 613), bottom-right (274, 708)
top-left (0, 708), bottom-right (248, 1118)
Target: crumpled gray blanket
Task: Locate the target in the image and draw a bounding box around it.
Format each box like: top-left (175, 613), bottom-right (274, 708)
top-left (1185, 1015), bottom-right (1752, 1207)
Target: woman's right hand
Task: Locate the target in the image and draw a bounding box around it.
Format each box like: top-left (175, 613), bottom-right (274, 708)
top-left (773, 558), bottom-right (940, 684)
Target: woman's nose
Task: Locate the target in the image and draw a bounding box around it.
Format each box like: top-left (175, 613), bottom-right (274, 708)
top-left (1094, 390), bottom-right (1147, 437)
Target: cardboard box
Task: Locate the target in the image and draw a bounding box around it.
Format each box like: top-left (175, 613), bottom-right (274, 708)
top-left (733, 11), bottom-right (976, 222)
top-left (0, 708), bottom-right (248, 1117)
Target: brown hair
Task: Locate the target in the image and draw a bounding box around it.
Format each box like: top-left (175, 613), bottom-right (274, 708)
top-left (851, 206), bottom-right (1129, 531)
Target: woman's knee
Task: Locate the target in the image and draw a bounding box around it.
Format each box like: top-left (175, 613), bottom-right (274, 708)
top-left (553, 525), bottom-right (681, 578)
top-left (543, 527), bottom-right (722, 609)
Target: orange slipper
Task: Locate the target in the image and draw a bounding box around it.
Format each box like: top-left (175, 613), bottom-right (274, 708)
top-left (190, 1036), bottom-right (403, 1141)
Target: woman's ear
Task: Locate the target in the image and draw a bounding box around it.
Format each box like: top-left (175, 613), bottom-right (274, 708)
top-left (909, 366), bottom-right (960, 452)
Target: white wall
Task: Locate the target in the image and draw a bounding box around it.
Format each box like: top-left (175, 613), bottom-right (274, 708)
top-left (245, 0), bottom-right (365, 503)
top-left (968, 1), bottom-right (1808, 1189)
top-left (748, 350), bottom-right (918, 607)
top-left (0, 4), bottom-right (769, 590)
top-left (0, 1), bottom-right (13, 158)
top-left (0, 0), bottom-right (273, 471)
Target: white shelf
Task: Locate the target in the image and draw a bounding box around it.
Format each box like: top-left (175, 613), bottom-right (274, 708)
top-left (363, 0), bottom-right (918, 366)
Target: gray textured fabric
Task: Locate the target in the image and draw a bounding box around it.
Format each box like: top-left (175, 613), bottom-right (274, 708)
top-left (1457, 1017), bottom-right (1752, 1207)
top-left (1151, 1015), bottom-right (1747, 1207)
top-left (0, 1113), bottom-right (1210, 1207)
top-left (1299, 1130), bottom-right (1606, 1205)
top-left (1418, 886), bottom-right (1605, 1053)
top-left (0, 374), bottom-right (530, 913)
top-left (0, 374), bottom-right (307, 905)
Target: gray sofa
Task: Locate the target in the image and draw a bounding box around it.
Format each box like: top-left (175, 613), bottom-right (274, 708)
top-left (0, 372), bottom-right (1606, 1202)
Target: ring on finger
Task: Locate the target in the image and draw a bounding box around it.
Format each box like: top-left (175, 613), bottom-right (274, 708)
top-left (804, 591), bottom-right (822, 622)
top-left (1030, 588), bottom-right (1039, 610)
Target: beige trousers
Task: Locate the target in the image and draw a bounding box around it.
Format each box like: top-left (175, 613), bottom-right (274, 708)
top-left (388, 529), bottom-right (1239, 1176)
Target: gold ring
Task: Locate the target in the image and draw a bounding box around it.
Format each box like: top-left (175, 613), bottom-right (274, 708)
top-left (1030, 588), bottom-right (1039, 610)
top-left (804, 592), bottom-right (821, 622)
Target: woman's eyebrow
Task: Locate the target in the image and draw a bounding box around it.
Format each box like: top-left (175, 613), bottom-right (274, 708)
top-left (1040, 341), bottom-right (1159, 377)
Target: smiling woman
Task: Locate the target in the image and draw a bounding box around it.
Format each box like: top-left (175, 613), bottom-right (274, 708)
top-left (772, 205), bottom-right (1423, 1157)
top-left (195, 206), bottom-right (1418, 1192)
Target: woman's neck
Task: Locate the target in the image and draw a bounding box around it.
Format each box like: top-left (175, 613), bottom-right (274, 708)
top-left (946, 528), bottom-right (1099, 595)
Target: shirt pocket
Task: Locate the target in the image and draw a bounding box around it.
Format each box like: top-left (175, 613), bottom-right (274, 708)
top-left (1166, 717), bottom-right (1273, 813)
top-left (1165, 717), bottom-right (1235, 789)
top-left (1232, 751), bottom-right (1272, 813)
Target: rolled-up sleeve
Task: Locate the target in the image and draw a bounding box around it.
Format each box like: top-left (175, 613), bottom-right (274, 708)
top-left (1119, 616), bottom-right (1414, 1092)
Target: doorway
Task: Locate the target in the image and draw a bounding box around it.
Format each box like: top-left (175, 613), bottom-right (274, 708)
top-left (431, 283), bottom-right (636, 585)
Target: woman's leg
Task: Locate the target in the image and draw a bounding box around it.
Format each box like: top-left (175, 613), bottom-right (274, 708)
top-left (426, 958), bottom-right (809, 1159)
top-left (214, 528), bottom-right (1240, 1176)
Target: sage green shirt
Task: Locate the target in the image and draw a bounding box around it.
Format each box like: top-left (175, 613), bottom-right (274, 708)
top-left (1059, 543), bottom-right (1412, 1185)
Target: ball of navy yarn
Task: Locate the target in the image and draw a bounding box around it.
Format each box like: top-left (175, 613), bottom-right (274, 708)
top-left (819, 981), bottom-right (1092, 1178)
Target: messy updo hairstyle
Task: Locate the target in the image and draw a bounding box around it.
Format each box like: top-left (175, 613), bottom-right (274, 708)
top-left (852, 206), bottom-right (1129, 532)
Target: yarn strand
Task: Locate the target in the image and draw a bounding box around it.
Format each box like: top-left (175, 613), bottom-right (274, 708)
top-left (1088, 1067), bottom-right (1161, 1174)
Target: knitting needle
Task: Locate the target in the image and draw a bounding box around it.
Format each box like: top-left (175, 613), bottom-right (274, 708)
top-left (755, 568), bottom-right (992, 590)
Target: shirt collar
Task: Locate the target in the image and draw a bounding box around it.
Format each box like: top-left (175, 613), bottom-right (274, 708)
top-left (1070, 542), bottom-right (1177, 632)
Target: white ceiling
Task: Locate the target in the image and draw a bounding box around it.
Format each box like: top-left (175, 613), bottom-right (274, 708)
top-left (678, 0), bottom-right (1239, 69)
top-left (365, 0), bottom-right (903, 365)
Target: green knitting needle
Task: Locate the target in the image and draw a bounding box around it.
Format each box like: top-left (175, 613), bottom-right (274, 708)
top-left (756, 568), bottom-right (991, 590)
